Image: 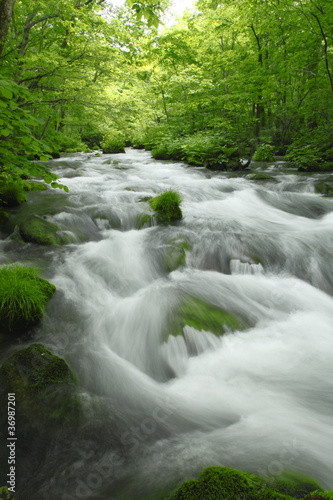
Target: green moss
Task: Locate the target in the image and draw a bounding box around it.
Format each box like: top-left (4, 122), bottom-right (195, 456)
top-left (18, 215), bottom-right (62, 246)
top-left (149, 190), bottom-right (183, 225)
top-left (314, 182), bottom-right (333, 196)
top-left (0, 487), bottom-right (16, 500)
top-left (167, 467), bottom-right (296, 500)
top-left (0, 343), bottom-right (80, 425)
top-left (270, 472), bottom-right (322, 498)
top-left (169, 297), bottom-right (244, 339)
top-left (164, 238), bottom-right (191, 272)
top-left (247, 173), bottom-right (276, 181)
top-left (137, 213), bottom-right (154, 229)
top-left (304, 491), bottom-right (333, 499)
top-left (0, 264), bottom-right (56, 335)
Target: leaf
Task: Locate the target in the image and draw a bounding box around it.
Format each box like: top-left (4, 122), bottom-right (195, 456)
top-left (0, 87), bottom-right (13, 99)
top-left (0, 129), bottom-right (11, 137)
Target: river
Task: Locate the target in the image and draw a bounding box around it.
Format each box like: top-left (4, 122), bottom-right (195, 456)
top-left (1, 149), bottom-right (333, 499)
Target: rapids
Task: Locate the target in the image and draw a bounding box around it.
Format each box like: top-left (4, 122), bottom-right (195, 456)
top-left (1, 149), bottom-right (333, 500)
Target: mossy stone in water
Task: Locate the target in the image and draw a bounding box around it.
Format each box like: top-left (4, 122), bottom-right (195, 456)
top-left (167, 467), bottom-right (297, 500)
top-left (164, 238), bottom-right (191, 272)
top-left (149, 190), bottom-right (182, 225)
top-left (166, 467), bottom-right (328, 500)
top-left (0, 343), bottom-right (79, 424)
top-left (169, 297), bottom-right (244, 339)
top-left (0, 487), bottom-right (16, 500)
top-left (247, 173), bottom-right (276, 182)
top-left (314, 181), bottom-right (333, 197)
top-left (0, 265), bottom-right (56, 336)
top-left (18, 215), bottom-right (62, 245)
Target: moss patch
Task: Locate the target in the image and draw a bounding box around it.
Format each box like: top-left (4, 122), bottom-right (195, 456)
top-left (247, 173), bottom-right (276, 182)
top-left (164, 238), bottom-right (191, 272)
top-left (0, 180), bottom-right (26, 207)
top-left (0, 343), bottom-right (80, 424)
top-left (165, 467), bottom-right (329, 500)
top-left (169, 297), bottom-right (244, 339)
top-left (18, 215), bottom-right (62, 245)
top-left (149, 190), bottom-right (183, 225)
top-left (0, 487), bottom-right (16, 500)
top-left (0, 265), bottom-right (56, 335)
top-left (314, 181), bottom-right (333, 197)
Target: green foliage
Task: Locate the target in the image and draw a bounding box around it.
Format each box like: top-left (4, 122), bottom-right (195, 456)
top-left (101, 131), bottom-right (126, 154)
top-left (253, 144), bottom-right (275, 161)
top-left (286, 144), bottom-right (322, 171)
top-left (149, 190), bottom-right (182, 224)
top-left (0, 487), bottom-right (16, 500)
top-left (0, 265), bottom-right (56, 334)
top-left (0, 178), bottom-right (26, 207)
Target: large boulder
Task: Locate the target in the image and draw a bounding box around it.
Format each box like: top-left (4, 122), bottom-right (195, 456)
top-left (18, 215), bottom-right (63, 245)
top-left (0, 265), bottom-right (56, 336)
top-left (0, 343), bottom-right (79, 425)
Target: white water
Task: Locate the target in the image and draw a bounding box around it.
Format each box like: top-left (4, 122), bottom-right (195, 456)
top-left (4, 150), bottom-right (333, 499)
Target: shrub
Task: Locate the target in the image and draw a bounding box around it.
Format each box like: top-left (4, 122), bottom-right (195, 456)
top-left (149, 190), bottom-right (182, 225)
top-left (0, 265), bottom-right (56, 335)
top-left (253, 143), bottom-right (275, 161)
top-left (101, 130), bottom-right (126, 154)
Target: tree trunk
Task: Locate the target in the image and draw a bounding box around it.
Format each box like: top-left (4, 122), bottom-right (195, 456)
top-left (0, 0), bottom-right (16, 57)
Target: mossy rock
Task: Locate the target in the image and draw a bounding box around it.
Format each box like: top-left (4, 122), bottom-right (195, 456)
top-left (0, 343), bottom-right (80, 424)
top-left (169, 297), bottom-right (245, 339)
top-left (166, 467), bottom-right (328, 500)
top-left (314, 182), bottom-right (333, 197)
top-left (164, 238), bottom-right (191, 272)
top-left (149, 190), bottom-right (183, 225)
top-left (167, 467), bottom-right (296, 500)
top-left (137, 213), bottom-right (154, 229)
top-left (247, 173), bottom-right (276, 182)
top-left (0, 487), bottom-right (16, 500)
top-left (18, 215), bottom-right (62, 246)
top-left (270, 472), bottom-right (322, 498)
top-left (0, 265), bottom-right (56, 336)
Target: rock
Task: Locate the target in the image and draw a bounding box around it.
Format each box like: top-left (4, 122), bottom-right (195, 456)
top-left (247, 172), bottom-right (277, 181)
top-left (18, 215), bottom-right (62, 245)
top-left (0, 265), bottom-right (56, 336)
top-left (169, 296), bottom-right (245, 339)
top-left (0, 343), bottom-right (80, 425)
top-left (164, 238), bottom-right (191, 272)
top-left (314, 181), bottom-right (333, 197)
top-left (167, 467), bottom-right (324, 500)
top-left (149, 190), bottom-right (183, 225)
top-left (0, 487), bottom-right (16, 500)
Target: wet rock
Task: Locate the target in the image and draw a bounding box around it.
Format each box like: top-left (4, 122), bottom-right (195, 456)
top-left (18, 215), bottom-right (63, 245)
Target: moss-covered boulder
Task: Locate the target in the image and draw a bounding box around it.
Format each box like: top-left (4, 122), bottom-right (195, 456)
top-left (169, 297), bottom-right (245, 339)
top-left (0, 487), bottom-right (16, 500)
top-left (0, 265), bottom-right (56, 336)
top-left (0, 343), bottom-right (79, 424)
top-left (164, 238), bottom-right (191, 272)
top-left (102, 145), bottom-right (125, 154)
top-left (167, 467), bottom-right (323, 500)
top-left (149, 190), bottom-right (183, 225)
top-left (247, 173), bottom-right (276, 182)
top-left (270, 472), bottom-right (323, 498)
top-left (18, 215), bottom-right (62, 245)
top-left (304, 491), bottom-right (333, 499)
top-left (314, 181), bottom-right (333, 197)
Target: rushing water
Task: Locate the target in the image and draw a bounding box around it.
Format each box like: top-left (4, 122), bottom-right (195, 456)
top-left (1, 150), bottom-right (333, 499)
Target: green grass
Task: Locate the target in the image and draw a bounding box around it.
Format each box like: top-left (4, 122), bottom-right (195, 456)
top-left (149, 190), bottom-right (183, 225)
top-left (0, 265), bottom-right (56, 334)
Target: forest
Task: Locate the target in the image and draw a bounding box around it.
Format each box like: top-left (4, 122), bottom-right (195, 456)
top-left (1, 0), bottom-right (333, 499)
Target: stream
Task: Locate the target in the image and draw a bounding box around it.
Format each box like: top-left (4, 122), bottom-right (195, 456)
top-left (1, 149), bottom-right (333, 500)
